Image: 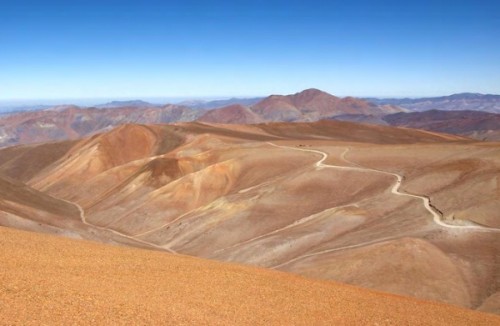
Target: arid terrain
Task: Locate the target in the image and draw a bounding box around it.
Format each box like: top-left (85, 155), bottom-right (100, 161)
top-left (1, 119), bottom-right (499, 319)
top-left (3, 0), bottom-right (499, 321)
top-left (3, 226), bottom-right (499, 325)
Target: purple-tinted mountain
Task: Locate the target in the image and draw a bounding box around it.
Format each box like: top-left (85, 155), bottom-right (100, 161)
top-left (383, 110), bottom-right (500, 141)
top-left (366, 93), bottom-right (500, 114)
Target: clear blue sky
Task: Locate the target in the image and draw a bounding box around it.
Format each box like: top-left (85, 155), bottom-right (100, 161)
top-left (1, 0), bottom-right (499, 101)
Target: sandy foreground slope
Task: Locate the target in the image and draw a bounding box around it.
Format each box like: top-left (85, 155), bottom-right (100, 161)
top-left (0, 226), bottom-right (499, 325)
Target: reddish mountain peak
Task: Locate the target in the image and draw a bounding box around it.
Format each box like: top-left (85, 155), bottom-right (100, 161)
top-left (263, 88), bottom-right (337, 105)
top-left (290, 88), bottom-right (337, 101)
top-left (289, 88), bottom-right (339, 108)
top-left (251, 89), bottom-right (384, 121)
top-left (254, 89), bottom-right (335, 109)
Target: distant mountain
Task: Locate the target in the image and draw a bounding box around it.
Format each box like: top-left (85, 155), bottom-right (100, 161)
top-left (366, 93), bottom-right (500, 113)
top-left (0, 104), bottom-right (54, 115)
top-left (4, 89), bottom-right (499, 147)
top-left (251, 88), bottom-right (401, 122)
top-left (180, 97), bottom-right (264, 110)
top-left (383, 110), bottom-right (500, 141)
top-left (0, 89), bottom-right (406, 146)
top-left (0, 104), bottom-right (201, 148)
top-left (198, 104), bottom-right (264, 124)
top-left (95, 100), bottom-right (158, 109)
top-left (197, 89), bottom-right (401, 124)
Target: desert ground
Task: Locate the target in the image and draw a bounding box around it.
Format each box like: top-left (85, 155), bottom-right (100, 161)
top-left (1, 226), bottom-right (499, 325)
top-left (1, 120), bottom-right (499, 315)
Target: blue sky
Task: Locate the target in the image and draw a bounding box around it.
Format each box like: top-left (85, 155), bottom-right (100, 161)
top-left (1, 0), bottom-right (499, 101)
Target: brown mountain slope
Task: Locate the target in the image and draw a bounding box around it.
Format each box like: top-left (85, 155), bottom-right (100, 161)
top-left (27, 124), bottom-right (185, 196)
top-left (257, 120), bottom-right (467, 143)
top-left (0, 139), bottom-right (77, 182)
top-left (0, 176), bottom-right (160, 249)
top-left (1, 226), bottom-right (498, 325)
top-left (0, 175), bottom-right (81, 226)
top-left (198, 104), bottom-right (264, 124)
top-left (1, 121), bottom-right (498, 313)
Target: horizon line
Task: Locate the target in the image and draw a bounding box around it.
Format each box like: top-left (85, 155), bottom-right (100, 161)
top-left (0, 91), bottom-right (498, 106)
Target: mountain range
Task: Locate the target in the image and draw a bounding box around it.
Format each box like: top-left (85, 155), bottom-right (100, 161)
top-left (383, 110), bottom-right (500, 141)
top-left (178, 97), bottom-right (264, 109)
top-left (366, 93), bottom-right (500, 113)
top-left (0, 89), bottom-right (399, 148)
top-left (1, 89), bottom-right (499, 148)
top-left (0, 104), bottom-right (201, 148)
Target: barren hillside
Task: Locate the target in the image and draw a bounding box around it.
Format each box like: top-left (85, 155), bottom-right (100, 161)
top-left (1, 120), bottom-right (499, 314)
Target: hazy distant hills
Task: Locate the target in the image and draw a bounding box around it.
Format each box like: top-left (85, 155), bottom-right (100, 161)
top-left (333, 110), bottom-right (500, 141)
top-left (0, 104), bottom-right (54, 115)
top-left (95, 100), bottom-right (158, 109)
top-left (1, 89), bottom-right (500, 148)
top-left (366, 93), bottom-right (500, 113)
top-left (198, 104), bottom-right (264, 124)
top-left (0, 89), bottom-right (400, 147)
top-left (179, 97), bottom-right (264, 109)
top-left (0, 104), bottom-right (202, 147)
top-left (383, 110), bottom-right (500, 141)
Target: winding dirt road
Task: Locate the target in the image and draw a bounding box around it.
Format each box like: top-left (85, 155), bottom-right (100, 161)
top-left (268, 142), bottom-right (499, 232)
top-left (267, 142), bottom-right (500, 269)
top-left (55, 196), bottom-right (176, 253)
top-left (50, 141), bottom-right (499, 262)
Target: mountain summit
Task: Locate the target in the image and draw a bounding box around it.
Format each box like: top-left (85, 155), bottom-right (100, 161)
top-left (250, 88), bottom-right (396, 122)
top-left (192, 89), bottom-right (396, 124)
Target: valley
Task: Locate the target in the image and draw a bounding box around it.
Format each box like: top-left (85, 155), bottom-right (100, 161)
top-left (1, 120), bottom-right (499, 315)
